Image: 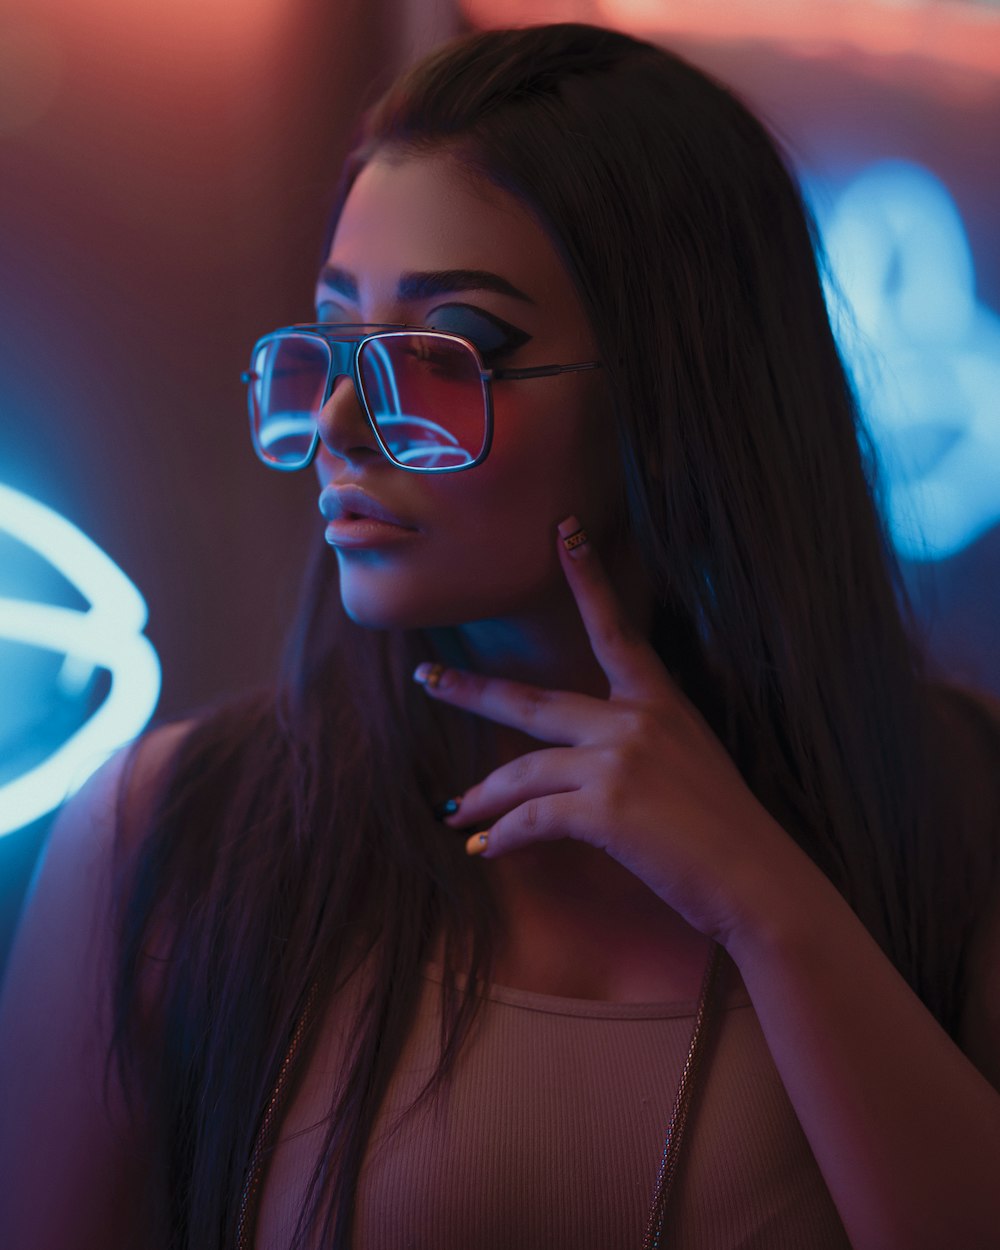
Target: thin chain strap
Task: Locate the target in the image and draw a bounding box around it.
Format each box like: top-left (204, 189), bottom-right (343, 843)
top-left (236, 979), bottom-right (323, 1250)
top-left (236, 942), bottom-right (724, 1250)
top-left (641, 940), bottom-right (724, 1250)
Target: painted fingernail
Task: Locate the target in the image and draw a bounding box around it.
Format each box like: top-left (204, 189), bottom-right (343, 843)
top-left (433, 797), bottom-right (462, 820)
top-left (557, 515), bottom-right (589, 555)
top-left (414, 661), bottom-right (446, 690)
top-left (465, 831), bottom-right (489, 856)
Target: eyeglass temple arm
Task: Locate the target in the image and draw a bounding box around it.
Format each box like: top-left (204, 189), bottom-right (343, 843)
top-left (241, 362), bottom-right (603, 384)
top-left (488, 360), bottom-right (604, 381)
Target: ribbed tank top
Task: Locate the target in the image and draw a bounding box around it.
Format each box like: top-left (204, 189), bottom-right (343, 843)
top-left (254, 958), bottom-right (851, 1249)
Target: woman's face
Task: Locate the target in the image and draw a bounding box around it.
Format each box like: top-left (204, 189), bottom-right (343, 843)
top-left (314, 148), bottom-right (622, 631)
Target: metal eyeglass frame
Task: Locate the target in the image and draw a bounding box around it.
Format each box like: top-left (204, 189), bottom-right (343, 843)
top-left (242, 322), bottom-right (604, 473)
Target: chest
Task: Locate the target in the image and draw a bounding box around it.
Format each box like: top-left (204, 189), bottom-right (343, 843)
top-left (253, 971), bottom-right (851, 1250)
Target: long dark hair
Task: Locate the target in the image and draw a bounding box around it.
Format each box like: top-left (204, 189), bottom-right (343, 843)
top-left (110, 23), bottom-right (1000, 1249)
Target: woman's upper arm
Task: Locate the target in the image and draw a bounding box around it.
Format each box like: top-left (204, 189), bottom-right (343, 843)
top-left (0, 725), bottom-right (188, 1250)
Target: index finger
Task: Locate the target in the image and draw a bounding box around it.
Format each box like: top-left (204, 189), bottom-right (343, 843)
top-left (556, 515), bottom-right (672, 699)
top-left (414, 664), bottom-right (601, 746)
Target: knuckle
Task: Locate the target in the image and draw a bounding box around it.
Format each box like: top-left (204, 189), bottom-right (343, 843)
top-left (597, 611), bottom-right (639, 653)
top-left (595, 619), bottom-right (621, 653)
top-left (518, 685), bottom-right (552, 722)
top-left (604, 736), bottom-right (644, 789)
top-left (614, 612), bottom-right (643, 648)
top-left (520, 797), bottom-right (552, 836)
top-left (512, 752), bottom-right (535, 784)
top-left (602, 756), bottom-right (631, 811)
top-left (618, 706), bottom-right (655, 742)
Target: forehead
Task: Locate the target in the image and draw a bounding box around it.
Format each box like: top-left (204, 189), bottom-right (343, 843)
top-left (324, 151), bottom-right (575, 308)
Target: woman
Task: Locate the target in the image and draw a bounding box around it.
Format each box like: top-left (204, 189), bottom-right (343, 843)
top-left (1, 21), bottom-right (999, 1250)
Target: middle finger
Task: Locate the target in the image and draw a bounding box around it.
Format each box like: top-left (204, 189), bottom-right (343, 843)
top-left (443, 745), bottom-right (586, 828)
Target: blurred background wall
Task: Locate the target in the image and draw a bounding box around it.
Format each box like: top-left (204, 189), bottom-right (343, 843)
top-left (0, 0), bottom-right (463, 962)
top-left (1, 0), bottom-right (998, 970)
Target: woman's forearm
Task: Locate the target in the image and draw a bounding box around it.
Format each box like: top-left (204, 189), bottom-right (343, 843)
top-left (726, 837), bottom-right (1000, 1250)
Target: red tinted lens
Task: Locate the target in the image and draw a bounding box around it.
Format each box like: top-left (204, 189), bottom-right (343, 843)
top-left (358, 333), bottom-right (487, 469)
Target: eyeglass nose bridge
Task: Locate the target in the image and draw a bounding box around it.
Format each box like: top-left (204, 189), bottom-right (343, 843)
top-left (317, 337), bottom-right (402, 463)
top-left (318, 341), bottom-right (365, 411)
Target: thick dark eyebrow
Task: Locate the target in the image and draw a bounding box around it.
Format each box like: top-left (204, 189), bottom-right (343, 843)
top-left (316, 264), bottom-right (536, 305)
top-left (316, 265), bottom-right (359, 302)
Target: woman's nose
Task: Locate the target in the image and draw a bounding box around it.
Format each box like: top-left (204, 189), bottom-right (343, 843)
top-left (316, 373), bottom-right (382, 467)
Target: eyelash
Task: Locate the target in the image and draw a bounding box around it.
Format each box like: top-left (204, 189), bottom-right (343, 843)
top-left (477, 339), bottom-right (518, 366)
top-left (313, 301), bottom-right (530, 364)
top-left (425, 304), bottom-right (531, 363)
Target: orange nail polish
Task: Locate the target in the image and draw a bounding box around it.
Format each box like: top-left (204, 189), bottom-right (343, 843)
top-left (465, 831), bottom-right (489, 856)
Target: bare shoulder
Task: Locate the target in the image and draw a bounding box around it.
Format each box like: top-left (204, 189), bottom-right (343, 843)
top-left (0, 721), bottom-right (193, 1250)
top-left (119, 717), bottom-right (197, 832)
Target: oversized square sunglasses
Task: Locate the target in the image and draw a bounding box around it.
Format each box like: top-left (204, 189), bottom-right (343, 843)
top-left (243, 324), bottom-right (603, 473)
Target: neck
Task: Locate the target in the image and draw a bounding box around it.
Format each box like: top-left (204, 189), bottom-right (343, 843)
top-left (456, 600), bottom-right (608, 700)
top-left (431, 549), bottom-right (703, 996)
top-left (451, 534), bottom-right (655, 701)
top-left (445, 544), bottom-right (648, 767)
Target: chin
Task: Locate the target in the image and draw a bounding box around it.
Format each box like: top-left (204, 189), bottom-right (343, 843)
top-left (333, 544), bottom-right (559, 631)
top-left (341, 598), bottom-right (424, 631)
top-left (336, 570), bottom-right (467, 631)
top-left (336, 574), bottom-right (528, 633)
top-left (340, 593), bottom-right (479, 632)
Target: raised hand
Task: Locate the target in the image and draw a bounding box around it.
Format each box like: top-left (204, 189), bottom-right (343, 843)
top-left (414, 515), bottom-right (808, 951)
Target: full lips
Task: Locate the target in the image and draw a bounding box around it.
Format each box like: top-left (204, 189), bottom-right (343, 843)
top-left (322, 515), bottom-right (420, 549)
top-left (317, 485), bottom-right (417, 529)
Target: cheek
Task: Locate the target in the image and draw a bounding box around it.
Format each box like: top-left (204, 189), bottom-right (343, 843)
top-left (431, 471), bottom-right (560, 590)
top-left (433, 388), bottom-right (620, 575)
top-left (331, 383), bottom-right (621, 629)
top-left (485, 381), bottom-right (621, 527)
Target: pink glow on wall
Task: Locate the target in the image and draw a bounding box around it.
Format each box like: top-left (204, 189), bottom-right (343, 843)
top-left (5, 0), bottom-right (286, 62)
top-left (460, 0), bottom-right (1000, 77)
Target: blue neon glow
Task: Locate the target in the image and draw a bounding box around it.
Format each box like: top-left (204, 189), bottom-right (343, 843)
top-left (812, 160), bottom-right (1000, 560)
top-left (259, 415), bottom-right (317, 448)
top-left (0, 483), bottom-right (161, 837)
top-left (365, 338), bottom-right (405, 416)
